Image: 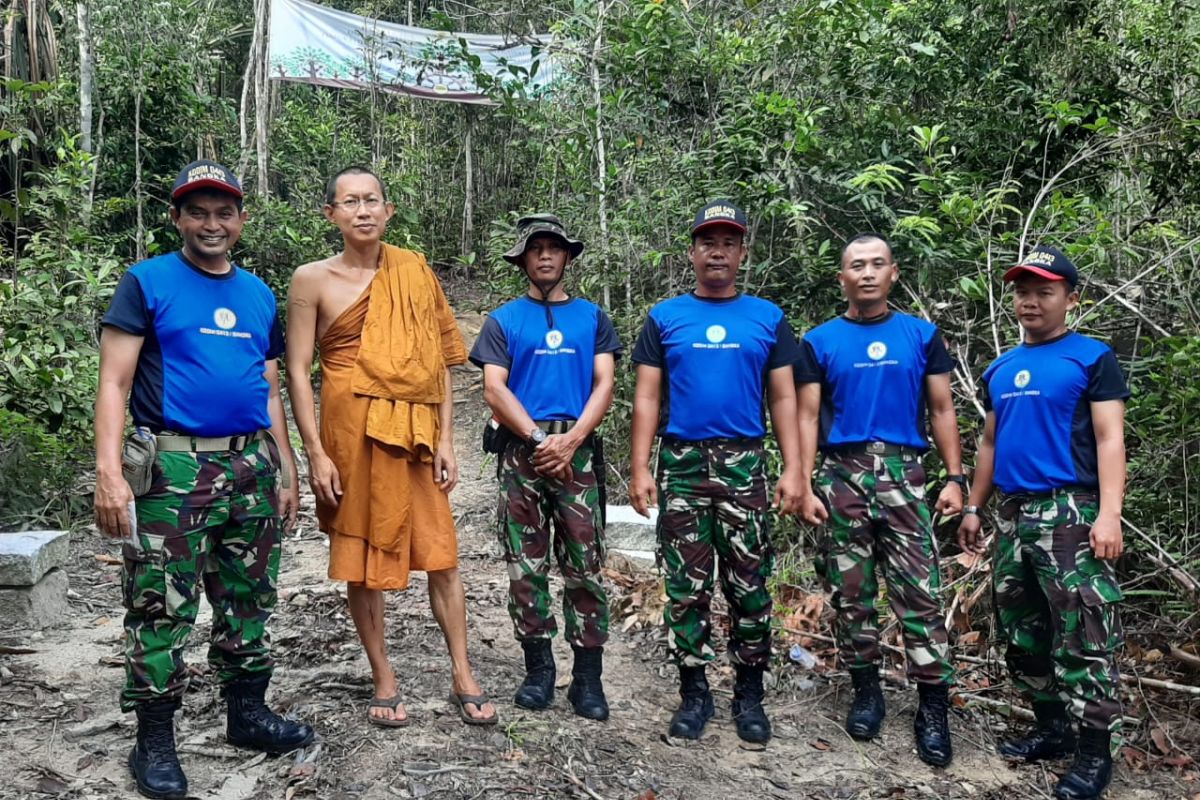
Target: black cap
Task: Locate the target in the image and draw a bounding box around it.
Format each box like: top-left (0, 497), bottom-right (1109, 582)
top-left (502, 214), bottom-right (584, 265)
top-left (171, 160), bottom-right (243, 203)
top-left (691, 200), bottom-right (748, 236)
top-left (1003, 245), bottom-right (1079, 288)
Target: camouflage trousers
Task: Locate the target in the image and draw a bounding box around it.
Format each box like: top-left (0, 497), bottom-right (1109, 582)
top-left (657, 439), bottom-right (774, 668)
top-left (994, 489), bottom-right (1124, 732)
top-left (120, 435), bottom-right (281, 711)
top-left (497, 440), bottom-right (608, 648)
top-left (814, 451), bottom-right (954, 685)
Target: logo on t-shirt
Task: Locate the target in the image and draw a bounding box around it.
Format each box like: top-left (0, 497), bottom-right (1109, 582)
top-left (1014, 369), bottom-right (1031, 388)
top-left (706, 325), bottom-right (727, 344)
top-left (214, 308), bottom-right (238, 330)
top-left (867, 341), bottom-right (888, 360)
top-left (545, 330), bottom-right (564, 350)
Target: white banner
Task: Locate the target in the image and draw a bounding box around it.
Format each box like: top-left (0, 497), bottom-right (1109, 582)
top-left (268, 0), bottom-right (557, 105)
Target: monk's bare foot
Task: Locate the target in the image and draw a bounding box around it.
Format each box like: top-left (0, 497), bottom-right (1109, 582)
top-left (452, 673), bottom-right (496, 721)
top-left (370, 672), bottom-right (407, 723)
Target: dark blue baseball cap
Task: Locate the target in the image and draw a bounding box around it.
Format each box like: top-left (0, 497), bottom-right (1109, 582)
top-left (691, 199), bottom-right (748, 236)
top-left (1003, 245), bottom-right (1079, 288)
top-left (171, 160), bottom-right (243, 203)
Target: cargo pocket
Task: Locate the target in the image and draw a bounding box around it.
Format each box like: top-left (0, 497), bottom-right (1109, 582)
top-left (901, 460), bottom-right (927, 500)
top-left (1078, 575), bottom-right (1123, 655)
top-left (121, 533), bottom-right (166, 615)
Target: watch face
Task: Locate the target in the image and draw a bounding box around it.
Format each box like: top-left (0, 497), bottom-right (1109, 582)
top-left (531, 429), bottom-right (547, 443)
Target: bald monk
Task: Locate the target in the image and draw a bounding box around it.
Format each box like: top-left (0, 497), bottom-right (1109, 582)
top-left (286, 166), bottom-right (496, 727)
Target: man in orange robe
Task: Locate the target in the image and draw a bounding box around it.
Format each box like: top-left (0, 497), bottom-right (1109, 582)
top-left (287, 166), bottom-right (496, 726)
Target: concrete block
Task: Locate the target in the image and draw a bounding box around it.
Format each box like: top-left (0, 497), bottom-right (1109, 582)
top-left (605, 505), bottom-right (657, 565)
top-left (0, 567), bottom-right (70, 629)
top-left (0, 530), bottom-right (70, 585)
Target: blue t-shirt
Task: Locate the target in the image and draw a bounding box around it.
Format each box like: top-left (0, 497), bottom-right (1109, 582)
top-left (631, 292), bottom-right (800, 441)
top-left (102, 251), bottom-right (284, 437)
top-left (982, 331), bottom-right (1129, 494)
top-left (794, 312), bottom-right (955, 451)
top-left (468, 296), bottom-right (622, 421)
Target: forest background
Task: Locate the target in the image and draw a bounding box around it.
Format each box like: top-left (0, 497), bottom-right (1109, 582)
top-left (1, 0), bottom-right (1198, 639)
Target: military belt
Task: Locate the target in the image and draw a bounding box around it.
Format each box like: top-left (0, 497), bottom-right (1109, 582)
top-left (154, 430), bottom-right (265, 453)
top-left (535, 419), bottom-right (577, 434)
top-left (663, 436), bottom-right (763, 448)
top-left (827, 441), bottom-right (919, 458)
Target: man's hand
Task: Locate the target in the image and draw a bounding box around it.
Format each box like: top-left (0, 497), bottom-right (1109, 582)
top-left (307, 450), bottom-right (343, 508)
top-left (935, 481), bottom-right (964, 517)
top-left (798, 490), bottom-right (828, 527)
top-left (772, 465), bottom-right (805, 515)
top-left (957, 513), bottom-right (987, 555)
top-left (95, 471), bottom-right (134, 539)
top-left (630, 468), bottom-right (658, 518)
top-left (531, 433), bottom-right (578, 475)
top-left (279, 485), bottom-right (299, 532)
top-left (434, 441), bottom-right (459, 493)
top-left (1090, 514), bottom-right (1124, 560)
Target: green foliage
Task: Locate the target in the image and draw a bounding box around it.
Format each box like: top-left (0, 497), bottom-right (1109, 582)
top-left (0, 409), bottom-right (85, 529)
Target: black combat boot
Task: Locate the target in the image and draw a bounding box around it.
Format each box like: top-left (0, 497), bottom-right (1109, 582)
top-left (845, 664), bottom-right (886, 740)
top-left (566, 645), bottom-right (609, 720)
top-left (128, 698), bottom-right (187, 800)
top-left (914, 682), bottom-right (953, 767)
top-left (514, 638), bottom-right (556, 710)
top-left (668, 665), bottom-right (714, 739)
top-left (1054, 728), bottom-right (1113, 800)
top-left (731, 664), bottom-right (771, 744)
top-left (999, 701), bottom-right (1076, 762)
top-left (225, 674), bottom-right (315, 754)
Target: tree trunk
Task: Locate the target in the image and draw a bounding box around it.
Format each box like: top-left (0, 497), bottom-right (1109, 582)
top-left (238, 0), bottom-right (261, 180)
top-left (462, 107), bottom-right (475, 257)
top-left (253, 0), bottom-right (270, 197)
top-left (590, 0), bottom-right (611, 309)
top-left (77, 1), bottom-right (94, 153)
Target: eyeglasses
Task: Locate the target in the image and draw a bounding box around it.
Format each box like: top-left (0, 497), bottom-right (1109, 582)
top-left (329, 197), bottom-right (384, 211)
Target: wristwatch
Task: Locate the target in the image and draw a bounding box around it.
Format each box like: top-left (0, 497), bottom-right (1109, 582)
top-left (528, 427), bottom-right (548, 445)
top-left (946, 474), bottom-right (968, 490)
top-left (962, 505), bottom-right (981, 516)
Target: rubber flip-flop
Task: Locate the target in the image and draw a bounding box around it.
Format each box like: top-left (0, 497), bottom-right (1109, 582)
top-left (367, 696), bottom-right (411, 728)
top-left (448, 691), bottom-right (498, 726)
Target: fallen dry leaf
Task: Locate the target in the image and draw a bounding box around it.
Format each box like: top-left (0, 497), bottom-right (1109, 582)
top-left (809, 738), bottom-right (832, 751)
top-left (1151, 726), bottom-right (1171, 755)
top-left (93, 554), bottom-right (121, 566)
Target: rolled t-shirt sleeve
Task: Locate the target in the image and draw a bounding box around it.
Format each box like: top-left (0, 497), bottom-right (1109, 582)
top-left (631, 316), bottom-right (664, 367)
top-left (924, 329), bottom-right (956, 375)
top-left (1087, 350), bottom-right (1131, 401)
top-left (102, 271), bottom-right (151, 336)
top-left (793, 339), bottom-right (823, 384)
top-left (594, 309), bottom-right (623, 359)
top-left (468, 316), bottom-right (511, 370)
top-left (767, 318), bottom-right (801, 370)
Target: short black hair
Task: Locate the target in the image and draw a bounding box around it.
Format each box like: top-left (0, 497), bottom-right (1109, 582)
top-left (841, 232), bottom-right (893, 262)
top-left (324, 166), bottom-right (388, 206)
top-left (172, 187), bottom-right (243, 212)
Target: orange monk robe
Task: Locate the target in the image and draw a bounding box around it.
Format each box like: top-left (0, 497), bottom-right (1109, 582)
top-left (316, 245), bottom-right (467, 590)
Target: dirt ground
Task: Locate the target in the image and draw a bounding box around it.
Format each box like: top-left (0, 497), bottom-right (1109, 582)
top-left (2, 313), bottom-right (1198, 800)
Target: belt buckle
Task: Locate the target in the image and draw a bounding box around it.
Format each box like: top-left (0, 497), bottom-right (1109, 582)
top-left (865, 441), bottom-right (886, 455)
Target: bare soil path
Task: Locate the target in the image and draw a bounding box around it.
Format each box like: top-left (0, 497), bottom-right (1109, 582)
top-left (1, 311), bottom-right (1195, 800)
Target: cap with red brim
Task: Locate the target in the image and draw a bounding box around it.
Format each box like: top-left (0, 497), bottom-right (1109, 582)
top-left (1003, 245), bottom-right (1078, 287)
top-left (691, 200), bottom-right (748, 236)
top-left (171, 160), bottom-right (243, 202)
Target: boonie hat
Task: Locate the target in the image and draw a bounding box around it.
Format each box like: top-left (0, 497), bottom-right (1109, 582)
top-left (1003, 245), bottom-right (1079, 288)
top-left (502, 214), bottom-right (584, 265)
top-left (691, 200), bottom-right (748, 236)
top-left (172, 160), bottom-right (244, 203)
